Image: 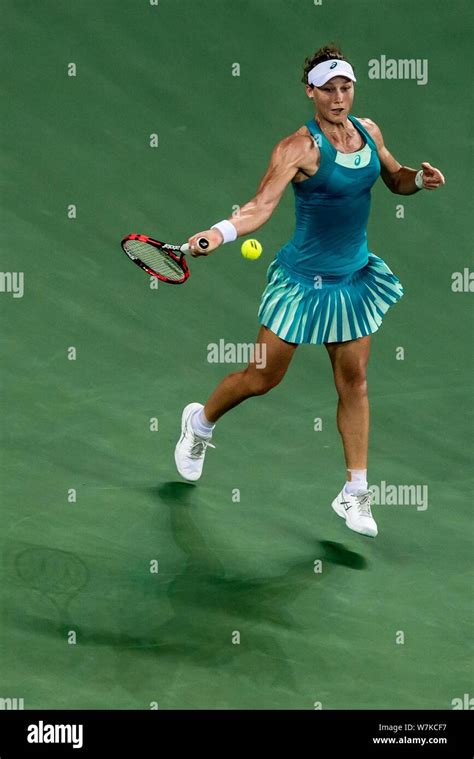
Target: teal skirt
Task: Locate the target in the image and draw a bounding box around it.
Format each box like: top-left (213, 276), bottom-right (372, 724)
top-left (257, 253), bottom-right (404, 344)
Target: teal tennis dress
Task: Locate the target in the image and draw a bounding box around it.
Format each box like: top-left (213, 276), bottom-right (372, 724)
top-left (258, 114), bottom-right (404, 344)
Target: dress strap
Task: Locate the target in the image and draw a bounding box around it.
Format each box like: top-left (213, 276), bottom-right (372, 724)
top-left (305, 118), bottom-right (322, 146)
top-left (347, 115), bottom-right (377, 151)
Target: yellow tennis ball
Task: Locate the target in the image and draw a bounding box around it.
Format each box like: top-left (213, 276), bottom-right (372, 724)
top-left (241, 239), bottom-right (262, 260)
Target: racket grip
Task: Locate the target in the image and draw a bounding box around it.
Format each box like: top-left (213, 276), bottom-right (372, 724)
top-left (182, 238), bottom-right (209, 253)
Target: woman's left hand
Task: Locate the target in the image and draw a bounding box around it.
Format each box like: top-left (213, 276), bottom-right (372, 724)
top-left (420, 162), bottom-right (445, 190)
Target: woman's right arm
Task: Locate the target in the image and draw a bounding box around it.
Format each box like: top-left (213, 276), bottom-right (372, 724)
top-left (188, 133), bottom-right (315, 256)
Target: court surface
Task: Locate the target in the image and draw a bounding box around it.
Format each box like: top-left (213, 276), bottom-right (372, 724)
top-left (1, 0), bottom-right (472, 709)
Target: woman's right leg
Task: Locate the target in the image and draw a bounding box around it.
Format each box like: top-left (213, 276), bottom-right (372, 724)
top-left (203, 325), bottom-right (299, 423)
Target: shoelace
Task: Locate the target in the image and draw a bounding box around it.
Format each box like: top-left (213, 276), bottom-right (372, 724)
top-left (189, 436), bottom-right (216, 459)
top-left (354, 489), bottom-right (374, 517)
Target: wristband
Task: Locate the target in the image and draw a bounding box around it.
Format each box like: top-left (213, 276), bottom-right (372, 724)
top-left (415, 170), bottom-right (424, 190)
top-left (211, 219), bottom-right (238, 243)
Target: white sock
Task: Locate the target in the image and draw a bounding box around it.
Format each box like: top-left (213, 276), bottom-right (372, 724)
top-left (191, 408), bottom-right (216, 437)
top-left (344, 468), bottom-right (368, 495)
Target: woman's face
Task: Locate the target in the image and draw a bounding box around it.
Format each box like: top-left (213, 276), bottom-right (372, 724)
top-left (306, 76), bottom-right (354, 121)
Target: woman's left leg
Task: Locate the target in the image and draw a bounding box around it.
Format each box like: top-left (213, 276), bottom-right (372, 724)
top-left (324, 335), bottom-right (371, 475)
top-left (325, 335), bottom-right (378, 536)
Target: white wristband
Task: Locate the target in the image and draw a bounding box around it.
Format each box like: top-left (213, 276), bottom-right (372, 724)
top-left (211, 219), bottom-right (238, 244)
top-left (415, 170), bottom-right (424, 190)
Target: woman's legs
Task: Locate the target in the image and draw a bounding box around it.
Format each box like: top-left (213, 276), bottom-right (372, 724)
top-left (203, 327), bottom-right (371, 464)
top-left (203, 325), bottom-right (299, 423)
top-left (324, 335), bottom-right (372, 474)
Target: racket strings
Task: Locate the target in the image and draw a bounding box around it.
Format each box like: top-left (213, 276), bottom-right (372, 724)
top-left (124, 240), bottom-right (184, 281)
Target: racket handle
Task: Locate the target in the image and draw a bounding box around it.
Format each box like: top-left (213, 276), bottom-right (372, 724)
top-left (181, 237), bottom-right (209, 254)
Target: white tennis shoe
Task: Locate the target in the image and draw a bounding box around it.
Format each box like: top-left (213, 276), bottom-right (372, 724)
top-left (331, 488), bottom-right (378, 537)
top-left (174, 402), bottom-right (215, 482)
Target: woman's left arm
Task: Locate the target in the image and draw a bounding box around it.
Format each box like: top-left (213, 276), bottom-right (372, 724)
top-left (360, 118), bottom-right (446, 195)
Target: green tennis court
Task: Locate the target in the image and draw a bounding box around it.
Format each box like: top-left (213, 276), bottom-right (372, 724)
top-left (1, 0), bottom-right (472, 710)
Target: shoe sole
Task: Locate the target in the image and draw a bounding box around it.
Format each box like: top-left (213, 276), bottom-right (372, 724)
top-left (174, 403), bottom-right (203, 482)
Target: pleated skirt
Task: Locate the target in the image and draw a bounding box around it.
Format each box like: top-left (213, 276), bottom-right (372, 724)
top-left (257, 253), bottom-right (404, 344)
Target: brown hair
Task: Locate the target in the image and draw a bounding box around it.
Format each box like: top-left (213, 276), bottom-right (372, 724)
top-left (301, 43), bottom-right (350, 85)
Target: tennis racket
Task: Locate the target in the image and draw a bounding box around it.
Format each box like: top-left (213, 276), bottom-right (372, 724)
top-left (121, 233), bottom-right (209, 284)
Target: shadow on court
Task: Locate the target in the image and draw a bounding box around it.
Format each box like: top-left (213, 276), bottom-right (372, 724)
top-left (154, 481), bottom-right (368, 571)
top-left (110, 480), bottom-right (370, 694)
top-left (316, 540), bottom-right (367, 571)
top-left (5, 483), bottom-right (368, 702)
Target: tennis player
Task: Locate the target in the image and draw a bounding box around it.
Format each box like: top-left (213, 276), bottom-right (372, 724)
top-left (175, 43), bottom-right (445, 537)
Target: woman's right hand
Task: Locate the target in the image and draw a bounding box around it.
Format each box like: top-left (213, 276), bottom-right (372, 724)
top-left (187, 228), bottom-right (224, 257)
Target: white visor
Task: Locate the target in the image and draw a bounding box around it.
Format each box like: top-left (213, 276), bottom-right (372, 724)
top-left (307, 59), bottom-right (356, 87)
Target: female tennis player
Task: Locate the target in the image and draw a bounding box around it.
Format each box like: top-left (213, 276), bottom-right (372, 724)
top-left (174, 43), bottom-right (445, 537)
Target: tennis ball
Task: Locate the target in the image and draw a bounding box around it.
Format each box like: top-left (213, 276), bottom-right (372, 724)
top-left (241, 239), bottom-right (262, 260)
